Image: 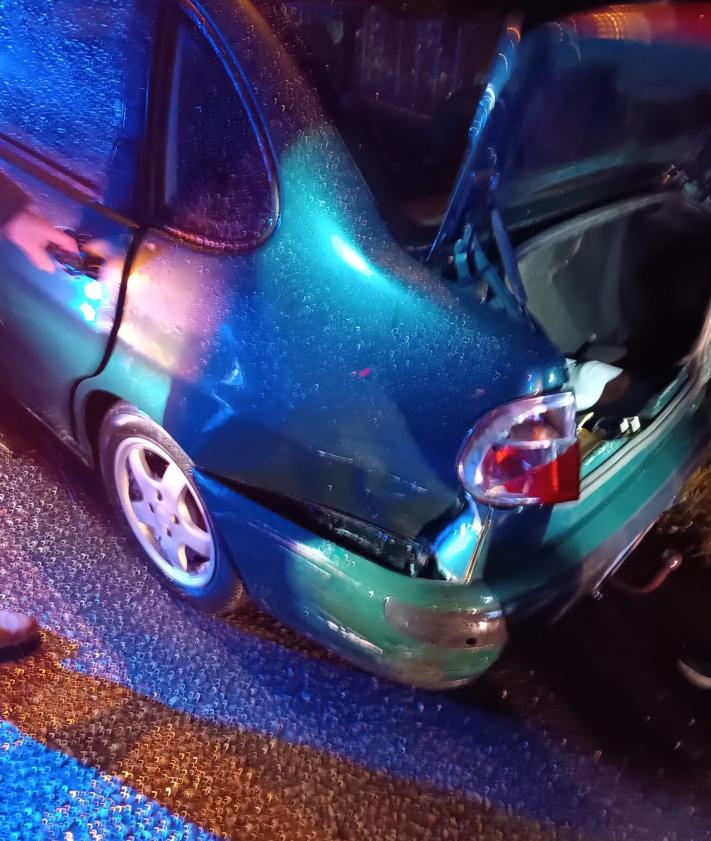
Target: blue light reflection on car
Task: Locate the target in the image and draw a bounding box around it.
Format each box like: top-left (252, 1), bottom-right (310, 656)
top-left (331, 234), bottom-right (374, 278)
top-left (79, 302), bottom-right (96, 323)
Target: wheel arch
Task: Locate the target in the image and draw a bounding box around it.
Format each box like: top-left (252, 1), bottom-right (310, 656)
top-left (77, 389), bottom-right (122, 467)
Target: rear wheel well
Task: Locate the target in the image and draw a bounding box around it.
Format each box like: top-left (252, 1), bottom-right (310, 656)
top-left (83, 390), bottom-right (121, 465)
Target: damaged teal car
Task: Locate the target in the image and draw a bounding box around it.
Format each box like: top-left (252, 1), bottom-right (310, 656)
top-left (1, 0), bottom-right (711, 686)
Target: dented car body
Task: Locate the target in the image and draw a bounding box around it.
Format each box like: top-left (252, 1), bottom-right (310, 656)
top-left (2, 0), bottom-right (711, 686)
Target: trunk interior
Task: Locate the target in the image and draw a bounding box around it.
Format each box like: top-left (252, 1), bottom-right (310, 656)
top-left (516, 192), bottom-right (711, 460)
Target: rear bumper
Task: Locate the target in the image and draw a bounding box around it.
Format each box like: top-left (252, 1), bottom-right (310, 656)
top-left (194, 470), bottom-right (508, 689)
top-left (194, 383), bottom-right (711, 689)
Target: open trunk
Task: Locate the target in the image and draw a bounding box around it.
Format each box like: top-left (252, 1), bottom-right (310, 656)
top-left (516, 192), bottom-right (711, 461)
top-left (419, 2), bottom-right (711, 463)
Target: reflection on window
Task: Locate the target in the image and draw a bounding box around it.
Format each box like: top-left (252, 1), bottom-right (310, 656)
top-left (0, 0), bottom-right (150, 193)
top-left (501, 28), bottom-right (711, 184)
top-left (164, 15), bottom-right (274, 248)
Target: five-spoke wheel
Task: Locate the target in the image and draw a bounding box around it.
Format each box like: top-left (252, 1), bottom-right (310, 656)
top-left (99, 402), bottom-right (246, 613)
top-left (113, 437), bottom-right (216, 588)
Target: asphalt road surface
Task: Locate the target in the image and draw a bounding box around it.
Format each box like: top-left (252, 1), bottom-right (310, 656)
top-left (1, 399), bottom-right (711, 841)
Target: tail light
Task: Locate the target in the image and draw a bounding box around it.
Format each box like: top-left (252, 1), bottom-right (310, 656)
top-left (457, 392), bottom-right (580, 507)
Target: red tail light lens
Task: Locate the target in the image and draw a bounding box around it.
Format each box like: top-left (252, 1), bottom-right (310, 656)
top-left (458, 392), bottom-right (580, 507)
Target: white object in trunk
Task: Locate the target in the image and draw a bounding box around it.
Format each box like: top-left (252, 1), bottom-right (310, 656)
top-left (565, 359), bottom-right (624, 412)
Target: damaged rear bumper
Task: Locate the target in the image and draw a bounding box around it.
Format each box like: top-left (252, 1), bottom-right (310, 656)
top-left (194, 380), bottom-right (711, 690)
top-left (194, 470), bottom-right (508, 689)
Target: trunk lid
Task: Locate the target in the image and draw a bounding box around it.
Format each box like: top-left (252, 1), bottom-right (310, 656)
top-left (428, 3), bottom-right (711, 471)
top-left (429, 3), bottom-right (711, 268)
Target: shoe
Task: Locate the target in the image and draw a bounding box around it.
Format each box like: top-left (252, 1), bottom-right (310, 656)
top-left (678, 644), bottom-right (711, 689)
top-left (0, 610), bottom-right (39, 653)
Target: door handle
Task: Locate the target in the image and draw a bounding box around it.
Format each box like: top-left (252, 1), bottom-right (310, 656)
top-left (46, 230), bottom-right (105, 280)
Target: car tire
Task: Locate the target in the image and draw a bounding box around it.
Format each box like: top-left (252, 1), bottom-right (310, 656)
top-left (98, 401), bottom-right (247, 615)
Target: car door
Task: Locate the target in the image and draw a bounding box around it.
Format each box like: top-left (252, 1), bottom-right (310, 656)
top-left (0, 0), bottom-right (156, 440)
top-left (85, 0), bottom-right (278, 441)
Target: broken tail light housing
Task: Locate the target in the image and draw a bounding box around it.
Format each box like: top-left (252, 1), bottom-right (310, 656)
top-left (458, 392), bottom-right (580, 507)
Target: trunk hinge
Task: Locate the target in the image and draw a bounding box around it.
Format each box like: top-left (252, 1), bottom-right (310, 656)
top-left (450, 220), bottom-right (519, 317)
top-left (452, 212), bottom-right (531, 325)
top-left (489, 179), bottom-right (529, 313)
top-left (426, 18), bottom-right (522, 266)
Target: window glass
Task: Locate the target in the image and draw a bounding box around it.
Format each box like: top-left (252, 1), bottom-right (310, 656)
top-left (164, 14), bottom-right (275, 247)
top-left (0, 0), bottom-right (152, 194)
top-left (492, 22), bottom-right (711, 204)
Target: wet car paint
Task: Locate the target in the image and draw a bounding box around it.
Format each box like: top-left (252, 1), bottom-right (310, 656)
top-left (0, 155), bottom-right (131, 441)
top-left (76, 128), bottom-right (565, 539)
top-left (187, 382), bottom-right (711, 687)
top-left (3, 0), bottom-right (711, 687)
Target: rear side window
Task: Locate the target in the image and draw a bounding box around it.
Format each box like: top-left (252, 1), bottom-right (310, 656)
top-left (163, 13), bottom-right (276, 248)
top-left (0, 0), bottom-right (152, 196)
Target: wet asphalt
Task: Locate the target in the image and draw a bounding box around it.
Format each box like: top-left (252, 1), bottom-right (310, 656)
top-left (0, 398), bottom-right (711, 841)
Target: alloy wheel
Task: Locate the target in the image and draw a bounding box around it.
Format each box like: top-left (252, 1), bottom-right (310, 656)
top-left (113, 436), bottom-right (216, 588)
